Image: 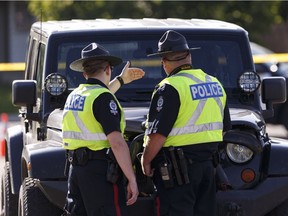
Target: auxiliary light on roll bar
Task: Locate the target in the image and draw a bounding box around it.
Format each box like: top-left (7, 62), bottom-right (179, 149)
top-left (238, 71), bottom-right (261, 93)
top-left (44, 73), bottom-right (68, 96)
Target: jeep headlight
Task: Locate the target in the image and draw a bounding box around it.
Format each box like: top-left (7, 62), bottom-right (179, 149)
top-left (44, 73), bottom-right (68, 96)
top-left (238, 71), bottom-right (261, 93)
top-left (226, 143), bottom-right (254, 163)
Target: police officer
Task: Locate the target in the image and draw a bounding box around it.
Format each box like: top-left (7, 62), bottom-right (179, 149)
top-left (62, 42), bottom-right (144, 215)
top-left (141, 30), bottom-right (231, 216)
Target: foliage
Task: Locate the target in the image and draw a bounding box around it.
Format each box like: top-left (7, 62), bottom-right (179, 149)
top-left (0, 84), bottom-right (18, 114)
top-left (27, 1), bottom-right (287, 43)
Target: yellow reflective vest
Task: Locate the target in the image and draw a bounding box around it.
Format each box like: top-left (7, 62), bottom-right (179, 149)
top-left (145, 69), bottom-right (226, 147)
top-left (62, 84), bottom-right (125, 151)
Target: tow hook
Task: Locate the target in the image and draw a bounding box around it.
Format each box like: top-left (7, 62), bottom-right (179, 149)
top-left (227, 202), bottom-right (242, 216)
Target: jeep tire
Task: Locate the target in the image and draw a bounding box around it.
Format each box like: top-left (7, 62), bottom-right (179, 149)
top-left (18, 177), bottom-right (63, 216)
top-left (0, 162), bottom-right (18, 216)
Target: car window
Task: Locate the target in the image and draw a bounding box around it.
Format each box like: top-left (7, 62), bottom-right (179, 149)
top-left (53, 34), bottom-right (245, 103)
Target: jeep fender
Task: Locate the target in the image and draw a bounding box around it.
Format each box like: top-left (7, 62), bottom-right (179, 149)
top-left (6, 125), bottom-right (23, 195)
top-left (21, 140), bottom-right (66, 179)
top-left (268, 137), bottom-right (288, 176)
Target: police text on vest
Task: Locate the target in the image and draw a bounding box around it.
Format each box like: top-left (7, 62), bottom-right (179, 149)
top-left (64, 94), bottom-right (86, 111)
top-left (190, 82), bottom-right (223, 100)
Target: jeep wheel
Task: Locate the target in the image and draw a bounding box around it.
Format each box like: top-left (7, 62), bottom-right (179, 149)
top-left (0, 162), bottom-right (18, 216)
top-left (18, 178), bottom-right (63, 216)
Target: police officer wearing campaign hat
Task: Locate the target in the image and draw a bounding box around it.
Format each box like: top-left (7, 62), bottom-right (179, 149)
top-left (62, 42), bottom-right (144, 215)
top-left (141, 30), bottom-right (231, 216)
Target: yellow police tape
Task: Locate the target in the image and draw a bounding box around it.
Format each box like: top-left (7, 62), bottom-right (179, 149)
top-left (253, 53), bottom-right (288, 64)
top-left (1, 53), bottom-right (288, 72)
top-left (0, 62), bottom-right (25, 72)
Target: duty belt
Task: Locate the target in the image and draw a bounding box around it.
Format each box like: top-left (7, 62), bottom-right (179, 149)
top-left (154, 146), bottom-right (217, 188)
top-left (67, 148), bottom-right (108, 166)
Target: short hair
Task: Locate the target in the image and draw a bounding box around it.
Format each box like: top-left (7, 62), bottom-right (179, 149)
top-left (82, 60), bottom-right (107, 74)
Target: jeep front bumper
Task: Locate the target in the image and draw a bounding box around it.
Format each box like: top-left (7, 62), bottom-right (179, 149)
top-left (217, 176), bottom-right (288, 216)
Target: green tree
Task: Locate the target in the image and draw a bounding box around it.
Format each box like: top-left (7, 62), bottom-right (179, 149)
top-left (27, 0), bottom-right (287, 42)
top-left (27, 1), bottom-right (147, 20)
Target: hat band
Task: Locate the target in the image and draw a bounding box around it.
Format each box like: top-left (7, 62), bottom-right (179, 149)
top-left (159, 43), bottom-right (190, 53)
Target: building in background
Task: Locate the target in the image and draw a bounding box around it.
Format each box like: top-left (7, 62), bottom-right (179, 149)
top-left (0, 1), bottom-right (35, 83)
top-left (0, 1), bottom-right (35, 63)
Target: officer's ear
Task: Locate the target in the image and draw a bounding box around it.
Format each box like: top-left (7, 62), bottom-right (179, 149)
top-left (83, 72), bottom-right (88, 80)
top-left (104, 65), bottom-right (111, 76)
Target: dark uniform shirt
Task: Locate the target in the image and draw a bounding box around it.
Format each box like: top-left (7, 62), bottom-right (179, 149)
top-left (147, 65), bottom-right (232, 160)
top-left (86, 78), bottom-right (122, 135)
top-left (63, 78), bottom-right (126, 216)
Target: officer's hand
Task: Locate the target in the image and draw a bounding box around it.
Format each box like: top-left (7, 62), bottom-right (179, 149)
top-left (120, 61), bottom-right (145, 84)
top-left (126, 179), bottom-right (139, 206)
top-left (141, 160), bottom-right (154, 177)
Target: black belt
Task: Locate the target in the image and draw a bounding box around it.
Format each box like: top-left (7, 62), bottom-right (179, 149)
top-left (67, 148), bottom-right (108, 162)
top-left (159, 147), bottom-right (214, 163)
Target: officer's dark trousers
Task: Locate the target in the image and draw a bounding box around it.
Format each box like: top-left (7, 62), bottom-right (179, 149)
top-left (153, 160), bottom-right (216, 216)
top-left (63, 160), bottom-right (128, 216)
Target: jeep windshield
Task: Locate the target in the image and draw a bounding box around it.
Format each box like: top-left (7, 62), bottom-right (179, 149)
top-left (52, 31), bottom-right (254, 107)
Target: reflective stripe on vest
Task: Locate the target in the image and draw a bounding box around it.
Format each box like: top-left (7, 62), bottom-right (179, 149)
top-left (169, 72), bottom-right (224, 136)
top-left (149, 69), bottom-right (226, 147)
top-left (62, 84), bottom-right (125, 150)
top-left (63, 111), bottom-right (107, 141)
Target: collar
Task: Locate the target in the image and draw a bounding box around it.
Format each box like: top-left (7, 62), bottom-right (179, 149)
top-left (86, 78), bottom-right (108, 89)
top-left (168, 64), bottom-right (193, 77)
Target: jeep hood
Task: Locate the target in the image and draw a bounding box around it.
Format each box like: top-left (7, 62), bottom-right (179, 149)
top-left (46, 107), bottom-right (149, 131)
top-left (229, 108), bottom-right (264, 130)
top-left (47, 107), bottom-right (264, 132)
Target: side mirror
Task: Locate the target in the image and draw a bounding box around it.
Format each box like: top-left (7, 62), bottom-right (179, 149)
top-left (12, 80), bottom-right (37, 107)
top-left (262, 77), bottom-right (286, 104)
top-left (261, 77), bottom-right (286, 118)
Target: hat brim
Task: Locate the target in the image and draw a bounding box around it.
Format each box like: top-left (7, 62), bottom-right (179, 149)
top-left (70, 56), bottom-right (123, 72)
top-left (147, 47), bottom-right (200, 57)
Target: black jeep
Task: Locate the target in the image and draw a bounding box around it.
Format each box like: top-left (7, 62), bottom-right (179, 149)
top-left (1, 18), bottom-right (288, 216)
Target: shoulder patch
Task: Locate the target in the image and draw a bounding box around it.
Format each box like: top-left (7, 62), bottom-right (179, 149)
top-left (109, 100), bottom-right (118, 115)
top-left (156, 96), bottom-right (164, 112)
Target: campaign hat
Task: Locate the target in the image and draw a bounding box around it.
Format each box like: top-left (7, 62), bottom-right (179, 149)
top-left (70, 43), bottom-right (123, 72)
top-left (147, 30), bottom-right (199, 57)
